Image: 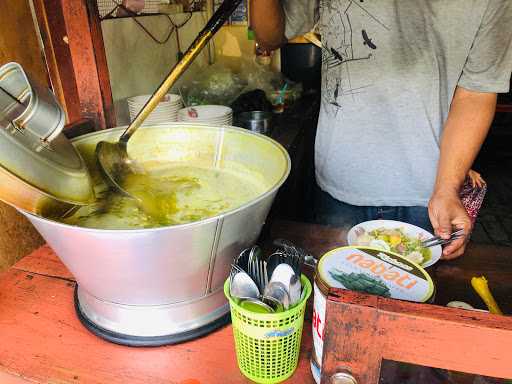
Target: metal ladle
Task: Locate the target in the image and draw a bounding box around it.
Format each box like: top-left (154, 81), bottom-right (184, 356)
top-left (96, 0), bottom-right (242, 197)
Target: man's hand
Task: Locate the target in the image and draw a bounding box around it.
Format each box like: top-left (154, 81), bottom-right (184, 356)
top-left (428, 189), bottom-right (472, 259)
top-left (430, 87), bottom-right (496, 259)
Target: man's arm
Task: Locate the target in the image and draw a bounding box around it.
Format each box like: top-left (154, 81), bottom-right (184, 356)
top-left (249, 0), bottom-right (287, 50)
top-left (428, 86), bottom-right (497, 259)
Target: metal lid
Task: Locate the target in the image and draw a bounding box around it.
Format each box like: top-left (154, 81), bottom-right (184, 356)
top-left (317, 246), bottom-right (434, 303)
top-left (0, 62), bottom-right (94, 206)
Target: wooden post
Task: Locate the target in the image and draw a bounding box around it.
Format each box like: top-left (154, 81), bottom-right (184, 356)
top-left (32, 0), bottom-right (81, 124)
top-left (32, 0), bottom-right (115, 129)
top-left (321, 292), bottom-right (383, 384)
top-left (321, 289), bottom-right (512, 383)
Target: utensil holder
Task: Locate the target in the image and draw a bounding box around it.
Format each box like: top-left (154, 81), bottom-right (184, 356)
top-left (224, 275), bottom-right (312, 384)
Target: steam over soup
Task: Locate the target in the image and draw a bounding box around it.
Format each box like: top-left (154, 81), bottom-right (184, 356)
top-left (60, 164), bottom-right (267, 229)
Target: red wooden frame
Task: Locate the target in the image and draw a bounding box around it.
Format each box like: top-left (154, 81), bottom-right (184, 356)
top-left (321, 289), bottom-right (512, 383)
top-left (32, 0), bottom-right (115, 129)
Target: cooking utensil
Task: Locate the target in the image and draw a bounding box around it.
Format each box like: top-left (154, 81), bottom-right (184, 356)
top-left (235, 247), bottom-right (251, 274)
top-left (238, 245), bottom-right (268, 293)
top-left (421, 229), bottom-right (465, 248)
top-left (22, 123), bottom-right (290, 343)
top-left (0, 62), bottom-right (94, 215)
top-left (288, 274), bottom-right (302, 307)
top-left (0, 86), bottom-right (25, 108)
top-left (262, 281), bottom-right (290, 311)
top-left (96, 0), bottom-right (243, 198)
top-left (230, 267), bottom-right (260, 301)
top-left (261, 295), bottom-right (285, 313)
top-left (239, 297), bottom-right (275, 314)
top-left (267, 246), bottom-right (302, 277)
top-left (267, 251), bottom-right (301, 280)
top-left (274, 238), bottom-right (319, 269)
top-left (269, 263), bottom-right (295, 285)
top-left (247, 245), bottom-right (267, 293)
top-left (235, 111), bottom-right (273, 135)
top-left (266, 251), bottom-right (284, 281)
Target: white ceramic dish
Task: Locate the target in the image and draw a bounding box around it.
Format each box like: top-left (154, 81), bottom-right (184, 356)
top-left (127, 94), bottom-right (182, 106)
top-left (127, 93), bottom-right (183, 124)
top-left (347, 220), bottom-right (442, 268)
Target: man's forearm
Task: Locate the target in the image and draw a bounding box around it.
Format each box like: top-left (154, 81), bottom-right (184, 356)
top-left (434, 86), bottom-right (496, 194)
top-left (249, 0), bottom-right (287, 50)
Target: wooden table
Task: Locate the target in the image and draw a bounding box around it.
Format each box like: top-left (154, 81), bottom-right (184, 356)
top-left (0, 221), bottom-right (510, 383)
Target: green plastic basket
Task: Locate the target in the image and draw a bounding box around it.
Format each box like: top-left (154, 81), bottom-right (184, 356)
top-left (224, 275), bottom-right (312, 384)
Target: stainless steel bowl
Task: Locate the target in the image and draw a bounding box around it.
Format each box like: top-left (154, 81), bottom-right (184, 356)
top-left (235, 111), bottom-right (273, 135)
top-left (21, 123), bottom-right (290, 344)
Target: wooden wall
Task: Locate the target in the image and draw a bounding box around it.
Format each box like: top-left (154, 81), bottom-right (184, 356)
top-left (0, 0), bottom-right (46, 271)
top-left (0, 0), bottom-right (49, 86)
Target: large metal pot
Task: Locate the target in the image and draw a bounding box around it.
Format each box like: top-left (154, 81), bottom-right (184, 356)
top-left (21, 123), bottom-right (290, 345)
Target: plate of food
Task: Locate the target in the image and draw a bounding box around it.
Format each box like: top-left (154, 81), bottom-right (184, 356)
top-left (347, 220), bottom-right (442, 268)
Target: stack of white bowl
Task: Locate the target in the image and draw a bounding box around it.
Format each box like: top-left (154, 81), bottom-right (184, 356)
top-left (127, 94), bottom-right (182, 125)
top-left (177, 105), bottom-right (233, 126)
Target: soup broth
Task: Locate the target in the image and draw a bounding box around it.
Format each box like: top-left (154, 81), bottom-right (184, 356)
top-left (60, 164), bottom-right (267, 229)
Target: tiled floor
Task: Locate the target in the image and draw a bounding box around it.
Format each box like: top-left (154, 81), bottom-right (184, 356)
top-left (472, 111), bottom-right (512, 246)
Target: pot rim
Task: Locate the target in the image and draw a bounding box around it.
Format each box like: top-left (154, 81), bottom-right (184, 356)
top-left (22, 123), bottom-right (291, 233)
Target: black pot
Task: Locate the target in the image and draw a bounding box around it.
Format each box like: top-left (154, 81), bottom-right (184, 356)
top-left (280, 43), bottom-right (321, 91)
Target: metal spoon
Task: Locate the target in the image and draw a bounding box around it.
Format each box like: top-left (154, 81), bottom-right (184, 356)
top-left (263, 281), bottom-right (290, 311)
top-left (288, 274), bottom-right (302, 307)
top-left (269, 263), bottom-right (295, 288)
top-left (261, 295), bottom-right (285, 313)
top-left (240, 298), bottom-right (275, 314)
top-left (230, 269), bottom-right (260, 301)
top-left (95, 0), bottom-right (243, 197)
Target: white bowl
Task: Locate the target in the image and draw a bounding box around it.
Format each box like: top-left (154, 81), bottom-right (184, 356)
top-left (128, 94), bottom-right (182, 105)
top-left (178, 105), bottom-right (232, 120)
top-left (347, 220), bottom-right (442, 268)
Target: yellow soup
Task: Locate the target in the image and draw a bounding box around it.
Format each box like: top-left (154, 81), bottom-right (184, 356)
top-left (61, 164), bottom-right (267, 229)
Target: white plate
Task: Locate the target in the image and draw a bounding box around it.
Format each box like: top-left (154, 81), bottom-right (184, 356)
top-left (347, 220), bottom-right (442, 268)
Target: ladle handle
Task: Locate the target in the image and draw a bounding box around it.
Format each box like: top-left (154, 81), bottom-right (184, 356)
top-left (120, 0), bottom-right (243, 143)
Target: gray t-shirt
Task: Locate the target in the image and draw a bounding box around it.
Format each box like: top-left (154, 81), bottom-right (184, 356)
top-left (283, 0), bottom-right (512, 206)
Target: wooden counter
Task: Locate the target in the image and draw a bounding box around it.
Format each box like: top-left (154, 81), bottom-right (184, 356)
top-left (0, 221), bottom-right (511, 383)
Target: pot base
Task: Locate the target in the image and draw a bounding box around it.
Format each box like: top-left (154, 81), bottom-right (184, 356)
top-left (74, 286), bottom-right (231, 346)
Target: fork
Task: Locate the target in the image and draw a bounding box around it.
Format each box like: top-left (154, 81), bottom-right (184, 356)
top-left (421, 229), bottom-right (466, 248)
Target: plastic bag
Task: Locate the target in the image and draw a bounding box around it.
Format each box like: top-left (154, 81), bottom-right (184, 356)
top-left (178, 62), bottom-right (247, 106)
top-left (176, 57), bottom-right (302, 110)
top-left (238, 57), bottom-right (302, 111)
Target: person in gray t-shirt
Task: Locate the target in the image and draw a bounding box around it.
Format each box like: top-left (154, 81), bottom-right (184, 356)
top-left (250, 0), bottom-right (512, 259)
